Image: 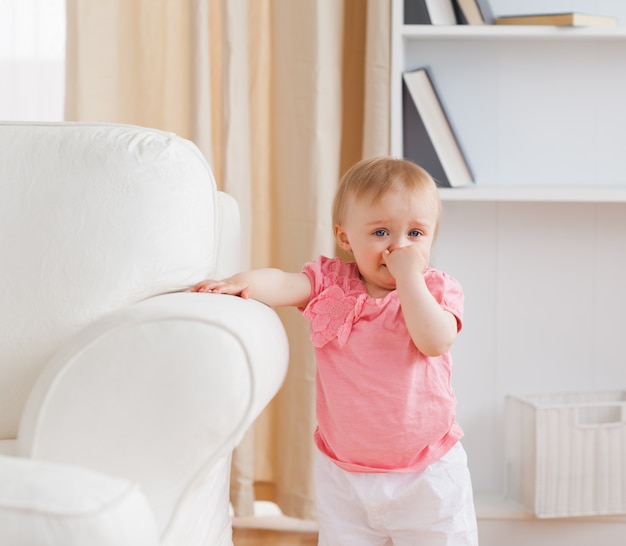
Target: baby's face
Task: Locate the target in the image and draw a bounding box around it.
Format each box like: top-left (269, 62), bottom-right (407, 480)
top-left (334, 186), bottom-right (438, 298)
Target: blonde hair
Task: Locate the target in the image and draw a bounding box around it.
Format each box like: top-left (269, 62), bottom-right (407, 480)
top-left (332, 156), bottom-right (442, 236)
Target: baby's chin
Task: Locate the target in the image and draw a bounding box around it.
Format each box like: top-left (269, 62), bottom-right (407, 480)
top-left (375, 276), bottom-right (397, 292)
top-left (361, 275), bottom-right (395, 297)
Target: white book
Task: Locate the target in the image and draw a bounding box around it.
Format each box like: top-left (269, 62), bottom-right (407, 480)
top-left (425, 0), bottom-right (457, 25)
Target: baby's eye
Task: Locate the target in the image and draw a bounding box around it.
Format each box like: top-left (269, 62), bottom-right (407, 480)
top-left (373, 229), bottom-right (388, 237)
top-left (408, 230), bottom-right (422, 237)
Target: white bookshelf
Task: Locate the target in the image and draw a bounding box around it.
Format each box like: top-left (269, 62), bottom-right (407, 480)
top-left (401, 24), bottom-right (626, 39)
top-left (392, 1), bottom-right (626, 543)
top-left (439, 186), bottom-right (626, 202)
top-left (391, 15), bottom-right (626, 194)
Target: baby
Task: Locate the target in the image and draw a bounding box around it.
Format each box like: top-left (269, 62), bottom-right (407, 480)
top-left (193, 156), bottom-right (478, 545)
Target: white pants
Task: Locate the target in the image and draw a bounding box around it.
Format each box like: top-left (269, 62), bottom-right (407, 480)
top-left (314, 442), bottom-right (478, 546)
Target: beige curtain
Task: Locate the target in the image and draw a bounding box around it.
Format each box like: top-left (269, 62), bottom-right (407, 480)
top-left (65, 0), bottom-right (390, 520)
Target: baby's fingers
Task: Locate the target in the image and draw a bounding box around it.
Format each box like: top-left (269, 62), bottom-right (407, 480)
top-left (191, 280), bottom-right (220, 293)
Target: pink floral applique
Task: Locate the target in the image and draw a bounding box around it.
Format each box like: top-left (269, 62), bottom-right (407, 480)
top-left (307, 285), bottom-right (366, 347)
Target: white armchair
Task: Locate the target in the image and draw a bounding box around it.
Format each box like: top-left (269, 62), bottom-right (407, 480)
top-left (0, 122), bottom-right (289, 545)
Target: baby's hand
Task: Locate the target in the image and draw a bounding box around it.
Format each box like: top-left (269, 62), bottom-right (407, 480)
top-left (382, 246), bottom-right (428, 280)
top-left (191, 277), bottom-right (251, 299)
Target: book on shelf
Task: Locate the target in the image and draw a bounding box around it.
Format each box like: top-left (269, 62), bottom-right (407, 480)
top-left (453, 0), bottom-right (494, 25)
top-left (402, 67), bottom-right (474, 188)
top-left (404, 0), bottom-right (457, 25)
top-left (494, 12), bottom-right (618, 27)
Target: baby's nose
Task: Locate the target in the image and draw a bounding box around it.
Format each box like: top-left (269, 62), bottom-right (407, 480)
top-left (388, 236), bottom-right (409, 251)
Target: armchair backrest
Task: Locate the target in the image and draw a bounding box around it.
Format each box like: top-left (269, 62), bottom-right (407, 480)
top-left (0, 122), bottom-right (239, 439)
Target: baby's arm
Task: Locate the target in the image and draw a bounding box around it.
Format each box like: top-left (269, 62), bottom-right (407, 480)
top-left (397, 274), bottom-right (458, 357)
top-left (383, 248), bottom-right (458, 357)
top-left (192, 268), bottom-right (312, 309)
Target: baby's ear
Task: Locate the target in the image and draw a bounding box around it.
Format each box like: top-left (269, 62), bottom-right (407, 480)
top-left (334, 224), bottom-right (351, 252)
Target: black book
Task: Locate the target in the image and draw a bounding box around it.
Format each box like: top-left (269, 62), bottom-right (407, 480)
top-left (402, 68), bottom-right (473, 188)
top-left (405, 0), bottom-right (457, 25)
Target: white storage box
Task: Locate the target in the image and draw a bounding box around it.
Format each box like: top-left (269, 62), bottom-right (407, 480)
top-left (506, 391), bottom-right (626, 518)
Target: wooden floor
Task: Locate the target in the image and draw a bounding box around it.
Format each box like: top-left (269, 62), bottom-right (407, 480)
top-left (232, 527), bottom-right (318, 545)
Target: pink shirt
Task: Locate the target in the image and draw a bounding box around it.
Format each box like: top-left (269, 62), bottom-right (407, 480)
top-left (301, 256), bottom-right (464, 473)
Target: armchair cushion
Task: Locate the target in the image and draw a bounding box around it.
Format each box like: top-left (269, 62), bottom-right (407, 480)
top-left (0, 455), bottom-right (158, 545)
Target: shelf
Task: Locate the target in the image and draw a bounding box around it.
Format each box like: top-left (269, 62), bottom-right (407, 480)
top-left (474, 493), bottom-right (626, 522)
top-left (438, 186), bottom-right (626, 203)
top-left (475, 493), bottom-right (530, 520)
top-left (401, 25), bottom-right (626, 40)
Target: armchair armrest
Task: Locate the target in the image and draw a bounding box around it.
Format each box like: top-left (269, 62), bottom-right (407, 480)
top-left (17, 292), bottom-right (289, 533)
